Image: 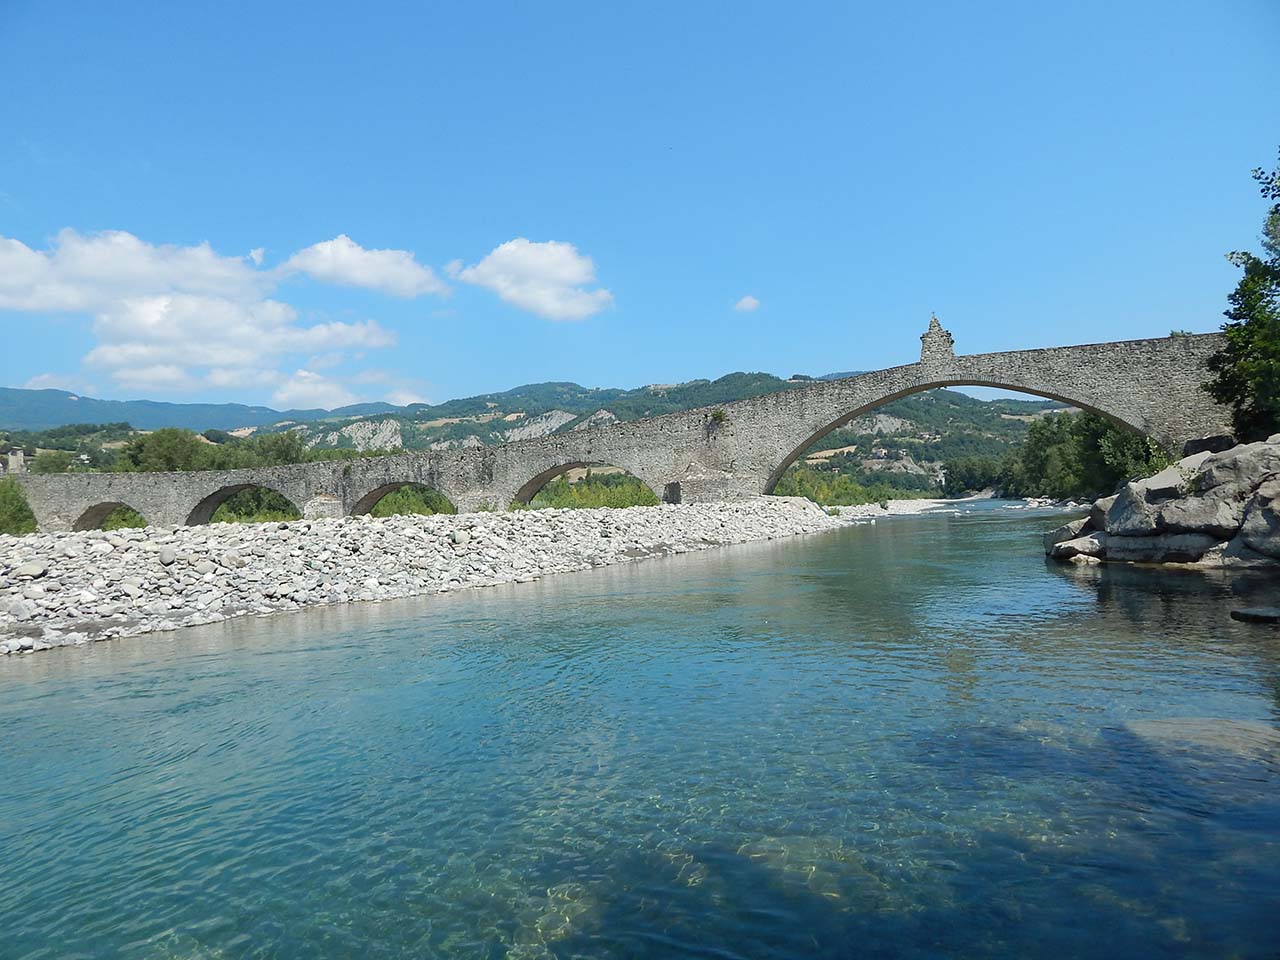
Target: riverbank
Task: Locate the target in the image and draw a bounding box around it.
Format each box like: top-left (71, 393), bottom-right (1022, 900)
top-left (2, 496), bottom-right (961, 656)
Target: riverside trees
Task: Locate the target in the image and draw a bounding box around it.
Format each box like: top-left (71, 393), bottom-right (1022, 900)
top-left (1206, 150), bottom-right (1280, 441)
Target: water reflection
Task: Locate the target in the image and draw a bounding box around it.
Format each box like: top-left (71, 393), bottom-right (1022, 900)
top-left (1, 512), bottom-right (1278, 959)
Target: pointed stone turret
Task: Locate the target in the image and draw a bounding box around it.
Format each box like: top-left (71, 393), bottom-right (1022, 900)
top-left (919, 314), bottom-right (955, 363)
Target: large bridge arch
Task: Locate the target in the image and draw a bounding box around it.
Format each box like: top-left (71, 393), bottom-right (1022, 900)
top-left (760, 377), bottom-right (1157, 495)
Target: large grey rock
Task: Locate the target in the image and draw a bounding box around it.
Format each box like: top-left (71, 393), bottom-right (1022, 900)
top-left (1089, 494), bottom-right (1117, 531)
top-left (1189, 535), bottom-right (1278, 569)
top-left (1105, 483), bottom-right (1162, 536)
top-left (1049, 532), bottom-right (1108, 560)
top-left (1193, 441), bottom-right (1280, 491)
top-left (1105, 533), bottom-right (1222, 563)
top-left (1141, 459), bottom-right (1199, 500)
top-left (158, 547), bottom-right (177, 566)
top-left (1043, 517), bottom-right (1090, 552)
top-left (1158, 479), bottom-right (1253, 539)
top-left (14, 560), bottom-right (48, 579)
top-left (1182, 434), bottom-right (1236, 456)
top-left (1239, 478), bottom-right (1280, 559)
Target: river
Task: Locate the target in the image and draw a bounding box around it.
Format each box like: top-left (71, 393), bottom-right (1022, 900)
top-left (2, 507), bottom-right (1278, 958)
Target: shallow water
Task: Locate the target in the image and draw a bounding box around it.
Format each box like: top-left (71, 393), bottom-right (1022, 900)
top-left (3, 511), bottom-right (1280, 959)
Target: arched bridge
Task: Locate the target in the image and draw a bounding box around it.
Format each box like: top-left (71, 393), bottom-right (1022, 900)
top-left (13, 322), bottom-right (1232, 532)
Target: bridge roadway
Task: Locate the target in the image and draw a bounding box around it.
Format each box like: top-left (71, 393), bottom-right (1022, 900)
top-left (13, 322), bottom-right (1232, 532)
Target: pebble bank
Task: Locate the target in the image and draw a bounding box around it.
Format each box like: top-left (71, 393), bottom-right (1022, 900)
top-left (0, 497), bottom-right (901, 657)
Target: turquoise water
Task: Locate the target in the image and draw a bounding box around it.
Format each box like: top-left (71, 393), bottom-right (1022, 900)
top-left (2, 510), bottom-right (1280, 959)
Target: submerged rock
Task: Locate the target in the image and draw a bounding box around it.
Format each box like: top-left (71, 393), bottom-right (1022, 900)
top-left (1229, 607), bottom-right (1280, 623)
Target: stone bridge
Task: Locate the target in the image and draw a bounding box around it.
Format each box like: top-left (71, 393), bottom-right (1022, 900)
top-left (13, 322), bottom-right (1232, 532)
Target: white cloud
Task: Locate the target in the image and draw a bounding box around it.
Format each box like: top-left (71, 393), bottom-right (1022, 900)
top-left (21, 372), bottom-right (98, 395)
top-left (734, 295), bottom-right (760, 312)
top-left (454, 238), bottom-right (613, 321)
top-left (386, 389), bottom-right (428, 406)
top-left (0, 229), bottom-right (267, 313)
top-left (283, 235), bottom-right (447, 297)
top-left (114, 364), bottom-right (198, 392)
top-left (306, 352), bottom-right (346, 370)
top-left (206, 367), bottom-right (283, 389)
top-left (0, 229), bottom-right (410, 396)
top-left (272, 369), bottom-right (359, 410)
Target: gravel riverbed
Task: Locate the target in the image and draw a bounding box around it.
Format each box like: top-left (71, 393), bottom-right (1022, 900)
top-left (0, 496), bottom-right (929, 657)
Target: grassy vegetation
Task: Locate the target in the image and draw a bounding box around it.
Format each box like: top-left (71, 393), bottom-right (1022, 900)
top-left (369, 484), bottom-right (456, 517)
top-left (0, 478), bottom-right (37, 536)
top-left (772, 465), bottom-right (939, 506)
top-left (210, 487), bottom-right (303, 524)
top-left (102, 506), bottom-right (147, 530)
top-left (523, 471), bottom-right (661, 509)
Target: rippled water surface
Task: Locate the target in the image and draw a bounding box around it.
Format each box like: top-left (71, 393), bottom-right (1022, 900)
top-left (3, 509), bottom-right (1280, 959)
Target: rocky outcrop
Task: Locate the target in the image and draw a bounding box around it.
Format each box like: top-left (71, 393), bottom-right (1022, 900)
top-left (1044, 436), bottom-right (1280, 568)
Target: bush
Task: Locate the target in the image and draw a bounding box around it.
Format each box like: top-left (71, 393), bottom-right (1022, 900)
top-left (525, 470), bottom-right (660, 509)
top-left (101, 506), bottom-right (147, 530)
top-left (0, 479), bottom-right (36, 535)
top-left (369, 484), bottom-right (456, 517)
top-left (211, 487), bottom-right (302, 524)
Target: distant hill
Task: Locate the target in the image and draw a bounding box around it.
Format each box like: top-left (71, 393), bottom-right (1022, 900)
top-left (0, 387), bottom-right (398, 432)
top-left (0, 373), bottom-right (1066, 469)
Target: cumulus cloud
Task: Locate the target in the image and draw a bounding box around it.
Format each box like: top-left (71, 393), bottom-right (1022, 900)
top-left (386, 388), bottom-right (428, 406)
top-left (453, 238), bottom-right (613, 321)
top-left (283, 234), bottom-right (447, 297)
top-left (0, 229), bottom-right (419, 400)
top-left (272, 369), bottom-right (359, 410)
top-left (21, 372), bottom-right (98, 395)
top-left (0, 229), bottom-right (267, 313)
top-left (734, 295), bottom-right (760, 312)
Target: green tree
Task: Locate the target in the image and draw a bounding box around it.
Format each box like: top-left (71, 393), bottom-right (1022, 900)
top-left (942, 456), bottom-right (1002, 496)
top-left (1000, 412), bottom-right (1168, 499)
top-left (1205, 150), bottom-right (1280, 441)
top-left (29, 450), bottom-right (73, 474)
top-left (0, 478), bottom-right (37, 535)
top-left (115, 428), bottom-right (213, 472)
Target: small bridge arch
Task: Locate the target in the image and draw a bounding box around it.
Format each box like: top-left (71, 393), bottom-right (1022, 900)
top-left (186, 482), bottom-right (301, 525)
top-left (72, 501), bottom-right (149, 532)
top-left (512, 461), bottom-right (666, 506)
top-left (350, 481), bottom-right (457, 516)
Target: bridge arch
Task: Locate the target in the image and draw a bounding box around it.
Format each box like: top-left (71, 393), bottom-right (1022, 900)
top-left (512, 462), bottom-right (664, 507)
top-left (761, 378), bottom-right (1156, 495)
top-left (351, 481), bottom-right (457, 517)
top-left (72, 501), bottom-right (149, 531)
top-left (186, 483), bottom-right (302, 525)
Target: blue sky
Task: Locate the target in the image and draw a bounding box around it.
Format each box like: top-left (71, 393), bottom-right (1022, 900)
top-left (1, 0), bottom-right (1278, 409)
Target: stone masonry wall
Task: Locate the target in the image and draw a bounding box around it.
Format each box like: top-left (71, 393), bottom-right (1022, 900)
top-left (13, 328), bottom-right (1232, 531)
